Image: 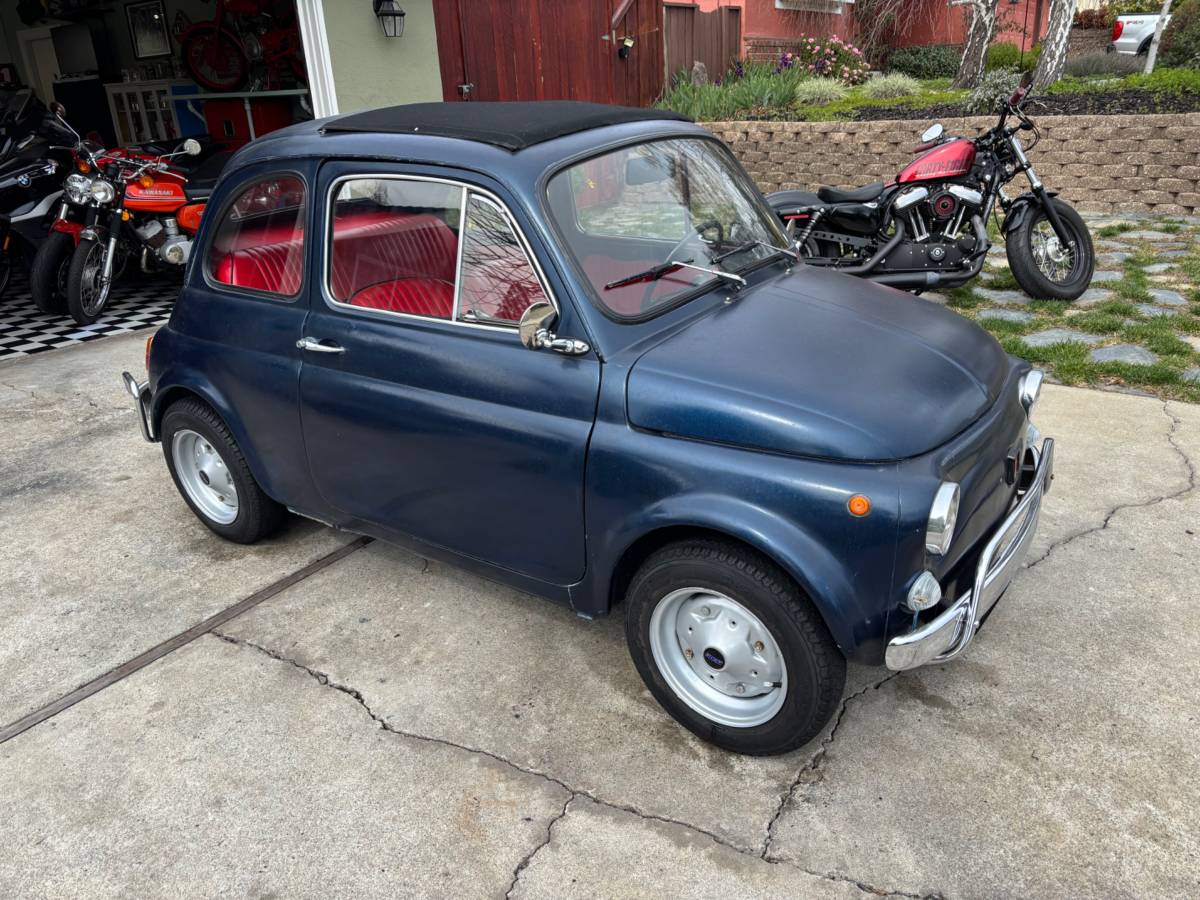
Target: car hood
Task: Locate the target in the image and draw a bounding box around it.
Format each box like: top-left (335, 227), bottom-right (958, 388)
top-left (626, 267), bottom-right (1011, 462)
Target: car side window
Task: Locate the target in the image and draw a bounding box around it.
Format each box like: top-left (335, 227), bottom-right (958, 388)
top-left (457, 193), bottom-right (549, 326)
top-left (207, 175), bottom-right (306, 297)
top-left (328, 177), bottom-right (463, 320)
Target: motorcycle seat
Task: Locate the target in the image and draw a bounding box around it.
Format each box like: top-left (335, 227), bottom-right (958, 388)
top-left (183, 151), bottom-right (232, 201)
top-left (817, 182), bottom-right (885, 204)
top-left (766, 189), bottom-right (822, 212)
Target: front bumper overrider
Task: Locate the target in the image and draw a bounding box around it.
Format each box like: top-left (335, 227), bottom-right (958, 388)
top-left (886, 438), bottom-right (1054, 671)
top-left (121, 372), bottom-right (156, 442)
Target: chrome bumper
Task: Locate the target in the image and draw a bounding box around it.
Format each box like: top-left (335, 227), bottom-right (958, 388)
top-left (121, 371), bottom-right (156, 442)
top-left (885, 438), bottom-right (1054, 671)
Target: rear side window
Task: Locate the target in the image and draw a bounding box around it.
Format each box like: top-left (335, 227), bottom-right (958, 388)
top-left (207, 175), bottom-right (306, 297)
top-left (328, 177), bottom-right (462, 320)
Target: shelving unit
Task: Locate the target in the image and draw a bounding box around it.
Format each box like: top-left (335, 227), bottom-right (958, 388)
top-left (105, 80), bottom-right (189, 145)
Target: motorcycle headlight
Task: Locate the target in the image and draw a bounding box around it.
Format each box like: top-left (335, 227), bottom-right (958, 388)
top-left (89, 179), bottom-right (115, 205)
top-left (925, 481), bottom-right (961, 556)
top-left (64, 173), bottom-right (92, 205)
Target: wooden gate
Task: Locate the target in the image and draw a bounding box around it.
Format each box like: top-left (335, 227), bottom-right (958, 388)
top-left (664, 3), bottom-right (741, 83)
top-left (432, 0), bottom-right (664, 106)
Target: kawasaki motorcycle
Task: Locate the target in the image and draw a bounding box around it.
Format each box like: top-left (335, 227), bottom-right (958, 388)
top-left (767, 74), bottom-right (1095, 300)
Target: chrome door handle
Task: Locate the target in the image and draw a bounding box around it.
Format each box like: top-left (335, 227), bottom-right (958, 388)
top-left (296, 337), bottom-right (345, 354)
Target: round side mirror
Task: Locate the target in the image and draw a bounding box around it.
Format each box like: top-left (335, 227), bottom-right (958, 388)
top-left (920, 123), bottom-right (944, 144)
top-left (519, 301), bottom-right (557, 350)
top-left (50, 101), bottom-right (67, 118)
top-left (182, 138), bottom-right (202, 156)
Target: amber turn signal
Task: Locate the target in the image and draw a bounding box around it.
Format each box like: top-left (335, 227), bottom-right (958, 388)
top-left (121, 210), bottom-right (131, 221)
top-left (77, 161), bottom-right (90, 173)
top-left (138, 175), bottom-right (154, 188)
top-left (145, 334), bottom-right (154, 371)
top-left (847, 494), bottom-right (871, 517)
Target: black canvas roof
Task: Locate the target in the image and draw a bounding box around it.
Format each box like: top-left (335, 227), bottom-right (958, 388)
top-left (321, 101), bottom-right (692, 151)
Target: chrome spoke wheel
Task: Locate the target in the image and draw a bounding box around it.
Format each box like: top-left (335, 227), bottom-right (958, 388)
top-left (78, 242), bottom-right (112, 318)
top-left (1030, 219), bottom-right (1076, 285)
top-left (648, 587), bottom-right (786, 728)
top-left (171, 428), bottom-right (239, 525)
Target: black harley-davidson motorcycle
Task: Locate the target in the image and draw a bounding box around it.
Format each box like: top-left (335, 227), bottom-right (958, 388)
top-left (767, 75), bottom-right (1095, 300)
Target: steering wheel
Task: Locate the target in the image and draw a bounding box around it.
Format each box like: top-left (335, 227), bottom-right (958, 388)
top-left (639, 219), bottom-right (726, 312)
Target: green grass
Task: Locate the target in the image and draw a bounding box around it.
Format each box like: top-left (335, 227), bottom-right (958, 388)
top-left (1097, 222), bottom-right (1136, 238)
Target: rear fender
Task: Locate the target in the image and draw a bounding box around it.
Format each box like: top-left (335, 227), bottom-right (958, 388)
top-left (1001, 190), bottom-right (1059, 237)
top-left (50, 218), bottom-right (84, 244)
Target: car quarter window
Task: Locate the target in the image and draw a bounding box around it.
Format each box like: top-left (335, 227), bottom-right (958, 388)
top-left (327, 177), bottom-right (464, 320)
top-left (457, 193), bottom-right (549, 326)
top-left (206, 175), bottom-right (307, 297)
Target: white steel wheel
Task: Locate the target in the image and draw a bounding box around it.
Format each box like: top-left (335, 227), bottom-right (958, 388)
top-left (171, 428), bottom-right (239, 525)
top-left (648, 586), bottom-right (787, 728)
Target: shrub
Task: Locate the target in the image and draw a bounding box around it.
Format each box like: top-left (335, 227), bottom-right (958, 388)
top-left (1125, 66), bottom-right (1200, 93)
top-left (778, 35), bottom-right (869, 84)
top-left (1074, 6), bottom-right (1110, 29)
top-left (1105, 0), bottom-right (1163, 26)
top-left (888, 44), bottom-right (961, 79)
top-left (965, 67), bottom-right (1021, 113)
top-left (1162, 0), bottom-right (1200, 69)
top-left (793, 78), bottom-right (850, 106)
top-left (860, 72), bottom-right (921, 98)
top-left (1062, 50), bottom-right (1143, 76)
top-left (986, 40), bottom-right (1040, 71)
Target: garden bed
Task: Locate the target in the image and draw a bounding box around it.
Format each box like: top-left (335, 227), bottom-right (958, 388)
top-left (855, 88), bottom-right (1200, 121)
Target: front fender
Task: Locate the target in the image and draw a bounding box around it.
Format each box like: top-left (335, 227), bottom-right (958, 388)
top-left (1001, 190), bottom-right (1058, 237)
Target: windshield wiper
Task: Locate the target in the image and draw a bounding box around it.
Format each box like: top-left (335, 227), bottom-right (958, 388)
top-left (604, 258), bottom-right (747, 292)
top-left (712, 239), bottom-right (798, 266)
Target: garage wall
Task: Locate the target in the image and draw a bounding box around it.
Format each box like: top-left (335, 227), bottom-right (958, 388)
top-left (708, 113), bottom-right (1200, 215)
top-left (323, 0), bottom-right (442, 113)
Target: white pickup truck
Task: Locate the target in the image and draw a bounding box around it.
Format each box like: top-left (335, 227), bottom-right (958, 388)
top-left (1108, 12), bottom-right (1171, 55)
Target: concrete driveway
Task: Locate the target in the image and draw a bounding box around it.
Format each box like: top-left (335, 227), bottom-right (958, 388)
top-left (2, 333), bottom-right (1197, 899)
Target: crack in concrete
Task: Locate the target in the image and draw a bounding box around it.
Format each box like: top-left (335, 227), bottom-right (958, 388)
top-left (504, 795), bottom-right (573, 899)
top-left (211, 630), bottom-right (927, 898)
top-left (1026, 400), bottom-right (1197, 572)
top-left (761, 673), bottom-right (900, 860)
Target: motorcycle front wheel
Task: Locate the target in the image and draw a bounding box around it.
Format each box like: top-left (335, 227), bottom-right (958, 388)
top-left (1007, 199), bottom-right (1095, 301)
top-left (30, 230), bottom-right (74, 315)
top-left (67, 239), bottom-right (115, 326)
top-left (0, 252), bottom-right (11, 302)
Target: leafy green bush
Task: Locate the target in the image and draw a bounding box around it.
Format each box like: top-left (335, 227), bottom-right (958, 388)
top-left (1124, 66), bottom-right (1200, 93)
top-left (793, 78), bottom-right (850, 106)
top-left (778, 35), bottom-right (869, 84)
top-left (1105, 0), bottom-right (1163, 26)
top-left (1162, 0), bottom-right (1200, 69)
top-left (986, 41), bottom-right (1040, 71)
top-left (888, 44), bottom-right (961, 79)
top-left (965, 67), bottom-right (1021, 113)
top-left (860, 72), bottom-right (922, 98)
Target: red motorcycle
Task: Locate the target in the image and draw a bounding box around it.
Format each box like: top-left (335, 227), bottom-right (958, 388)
top-left (767, 75), bottom-right (1095, 300)
top-left (179, 0), bottom-right (306, 92)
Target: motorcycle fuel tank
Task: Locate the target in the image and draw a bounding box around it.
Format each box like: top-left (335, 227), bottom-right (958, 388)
top-left (896, 138), bottom-right (976, 184)
top-left (124, 176), bottom-right (187, 212)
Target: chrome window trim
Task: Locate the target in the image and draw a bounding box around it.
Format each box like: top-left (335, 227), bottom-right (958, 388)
top-left (322, 172), bottom-right (560, 333)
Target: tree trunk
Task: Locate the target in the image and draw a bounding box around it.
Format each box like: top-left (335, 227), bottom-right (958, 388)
top-left (1144, 0), bottom-right (1174, 74)
top-left (1032, 0), bottom-right (1079, 90)
top-left (952, 0), bottom-right (999, 89)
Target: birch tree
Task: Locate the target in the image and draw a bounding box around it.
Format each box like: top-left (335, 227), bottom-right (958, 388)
top-left (1031, 0), bottom-right (1079, 89)
top-left (1143, 0), bottom-right (1174, 73)
top-left (951, 0), bottom-right (1001, 89)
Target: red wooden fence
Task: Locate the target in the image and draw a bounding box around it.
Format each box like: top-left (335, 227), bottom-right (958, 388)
top-left (664, 3), bottom-right (742, 83)
top-left (432, 0), bottom-right (665, 107)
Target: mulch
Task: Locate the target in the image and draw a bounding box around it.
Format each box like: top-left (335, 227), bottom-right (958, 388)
top-left (854, 89), bottom-right (1200, 121)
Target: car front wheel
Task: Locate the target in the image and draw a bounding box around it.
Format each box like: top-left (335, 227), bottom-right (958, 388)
top-left (160, 398), bottom-right (285, 544)
top-left (624, 539), bottom-right (846, 756)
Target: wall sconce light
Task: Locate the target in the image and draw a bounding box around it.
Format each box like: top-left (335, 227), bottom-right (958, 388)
top-left (618, 36), bottom-right (634, 59)
top-left (372, 0), bottom-right (406, 38)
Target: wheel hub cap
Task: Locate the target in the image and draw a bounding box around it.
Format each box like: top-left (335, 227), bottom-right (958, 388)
top-left (171, 429), bottom-right (239, 525)
top-left (649, 587), bottom-right (787, 728)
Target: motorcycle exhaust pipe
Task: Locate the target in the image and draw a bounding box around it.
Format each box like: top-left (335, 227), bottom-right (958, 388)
top-left (140, 246), bottom-right (154, 275)
top-left (870, 215), bottom-right (989, 289)
top-left (837, 218), bottom-right (907, 276)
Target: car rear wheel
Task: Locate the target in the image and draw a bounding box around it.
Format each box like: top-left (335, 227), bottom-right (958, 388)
top-left (624, 539), bottom-right (846, 755)
top-left (160, 398), bottom-right (285, 544)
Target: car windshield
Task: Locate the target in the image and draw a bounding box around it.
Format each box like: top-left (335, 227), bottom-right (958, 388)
top-left (546, 137), bottom-right (788, 319)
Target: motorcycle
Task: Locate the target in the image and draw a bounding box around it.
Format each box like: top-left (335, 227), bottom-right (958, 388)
top-left (0, 103), bottom-right (76, 301)
top-left (767, 74), bottom-right (1095, 300)
top-left (179, 0), bottom-right (306, 92)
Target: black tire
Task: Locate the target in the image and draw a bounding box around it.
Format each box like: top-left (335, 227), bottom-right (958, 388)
top-left (0, 253), bottom-right (11, 302)
top-left (160, 398), bottom-right (286, 544)
top-left (623, 539), bottom-right (846, 756)
top-left (30, 230), bottom-right (74, 314)
top-left (1006, 198), bottom-right (1095, 301)
top-left (67, 238), bottom-right (118, 325)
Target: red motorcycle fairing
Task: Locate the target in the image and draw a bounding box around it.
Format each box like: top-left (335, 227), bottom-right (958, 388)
top-left (895, 138), bottom-right (977, 184)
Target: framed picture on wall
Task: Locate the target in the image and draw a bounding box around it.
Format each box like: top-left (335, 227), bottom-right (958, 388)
top-left (125, 0), bottom-right (172, 59)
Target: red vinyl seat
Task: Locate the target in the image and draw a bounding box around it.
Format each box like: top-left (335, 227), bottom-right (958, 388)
top-left (348, 277), bottom-right (455, 318)
top-left (212, 239), bottom-right (303, 295)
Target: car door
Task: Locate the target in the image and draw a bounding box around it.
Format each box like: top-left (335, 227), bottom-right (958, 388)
top-left (297, 162), bottom-right (600, 586)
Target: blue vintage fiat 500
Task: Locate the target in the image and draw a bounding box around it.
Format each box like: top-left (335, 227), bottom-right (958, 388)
top-left (122, 102), bottom-right (1052, 755)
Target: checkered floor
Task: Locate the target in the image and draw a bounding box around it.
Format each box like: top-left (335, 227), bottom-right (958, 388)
top-left (0, 268), bottom-right (178, 361)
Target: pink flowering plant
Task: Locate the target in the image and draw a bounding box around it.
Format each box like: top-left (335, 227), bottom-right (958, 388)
top-left (778, 35), bottom-right (868, 85)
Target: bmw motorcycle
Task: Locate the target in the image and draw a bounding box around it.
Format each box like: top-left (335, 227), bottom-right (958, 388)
top-left (767, 75), bottom-right (1095, 300)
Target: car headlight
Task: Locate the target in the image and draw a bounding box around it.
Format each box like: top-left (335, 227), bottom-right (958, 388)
top-left (89, 179), bottom-right (115, 204)
top-left (925, 481), bottom-right (960, 556)
top-left (64, 173), bottom-right (92, 205)
top-left (1019, 368), bottom-right (1044, 413)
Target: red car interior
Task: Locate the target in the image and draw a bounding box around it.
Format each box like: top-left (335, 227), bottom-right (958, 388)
top-left (580, 255), bottom-right (699, 316)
